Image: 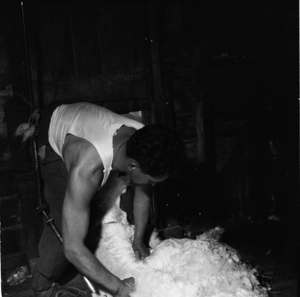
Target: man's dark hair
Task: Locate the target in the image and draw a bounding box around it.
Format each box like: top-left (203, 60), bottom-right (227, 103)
top-left (126, 124), bottom-right (186, 177)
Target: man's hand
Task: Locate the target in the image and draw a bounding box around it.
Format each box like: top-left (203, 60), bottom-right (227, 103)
top-left (114, 175), bottom-right (130, 196)
top-left (115, 277), bottom-right (135, 297)
top-left (132, 240), bottom-right (150, 260)
top-left (132, 184), bottom-right (152, 260)
top-left (102, 172), bottom-right (130, 199)
top-left (92, 277), bottom-right (135, 297)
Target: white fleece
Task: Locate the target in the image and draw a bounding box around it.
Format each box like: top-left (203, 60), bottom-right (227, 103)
top-left (95, 198), bottom-right (268, 297)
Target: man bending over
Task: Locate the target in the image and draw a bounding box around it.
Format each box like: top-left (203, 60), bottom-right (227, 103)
top-left (27, 102), bottom-right (186, 297)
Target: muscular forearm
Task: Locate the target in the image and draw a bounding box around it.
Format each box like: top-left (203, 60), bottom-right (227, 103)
top-left (65, 244), bottom-right (121, 295)
top-left (133, 185), bottom-right (152, 242)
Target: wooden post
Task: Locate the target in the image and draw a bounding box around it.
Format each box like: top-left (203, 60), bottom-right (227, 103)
top-left (196, 100), bottom-right (205, 163)
top-left (147, 4), bottom-right (164, 124)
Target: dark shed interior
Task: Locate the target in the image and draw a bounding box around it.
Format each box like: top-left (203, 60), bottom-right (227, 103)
top-left (0, 1), bottom-right (297, 296)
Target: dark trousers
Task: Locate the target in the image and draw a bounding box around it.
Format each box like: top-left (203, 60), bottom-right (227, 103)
top-left (32, 145), bottom-right (76, 292)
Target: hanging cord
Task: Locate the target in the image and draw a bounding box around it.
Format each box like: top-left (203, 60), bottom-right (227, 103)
top-left (29, 109), bottom-right (40, 132)
top-left (13, 109), bottom-right (40, 153)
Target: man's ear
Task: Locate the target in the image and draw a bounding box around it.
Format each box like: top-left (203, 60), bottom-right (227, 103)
top-left (127, 161), bottom-right (139, 172)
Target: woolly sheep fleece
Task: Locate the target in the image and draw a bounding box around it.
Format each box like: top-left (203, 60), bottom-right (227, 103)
top-left (95, 198), bottom-right (268, 297)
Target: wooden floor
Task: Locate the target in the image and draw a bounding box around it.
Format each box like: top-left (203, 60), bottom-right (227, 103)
top-left (2, 218), bottom-right (297, 297)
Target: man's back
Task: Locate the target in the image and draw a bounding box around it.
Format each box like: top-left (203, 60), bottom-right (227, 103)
top-left (49, 102), bottom-right (144, 186)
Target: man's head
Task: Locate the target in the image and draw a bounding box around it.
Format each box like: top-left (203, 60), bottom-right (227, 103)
top-left (125, 124), bottom-right (186, 184)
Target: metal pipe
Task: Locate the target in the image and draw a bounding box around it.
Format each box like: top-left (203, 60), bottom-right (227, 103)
top-left (21, 2), bottom-right (35, 112)
top-left (41, 208), bottom-right (96, 293)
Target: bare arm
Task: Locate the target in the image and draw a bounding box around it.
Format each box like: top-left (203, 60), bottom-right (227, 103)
top-left (132, 184), bottom-right (153, 259)
top-left (62, 137), bottom-right (133, 296)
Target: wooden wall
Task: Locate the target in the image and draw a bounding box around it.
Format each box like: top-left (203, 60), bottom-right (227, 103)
top-left (6, 2), bottom-right (150, 112)
top-left (151, 1), bottom-right (295, 230)
top-left (1, 31), bottom-right (40, 285)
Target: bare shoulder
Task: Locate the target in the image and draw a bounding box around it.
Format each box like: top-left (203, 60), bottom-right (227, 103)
top-left (62, 134), bottom-right (103, 170)
top-left (114, 126), bottom-right (137, 146)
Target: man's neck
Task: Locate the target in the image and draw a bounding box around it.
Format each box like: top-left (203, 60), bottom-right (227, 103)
top-left (112, 125), bottom-right (136, 172)
top-left (112, 141), bottom-right (128, 172)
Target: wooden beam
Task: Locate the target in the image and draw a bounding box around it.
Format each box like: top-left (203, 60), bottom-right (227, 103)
top-left (147, 4), bottom-right (164, 123)
top-left (196, 101), bottom-right (205, 163)
top-left (32, 74), bottom-right (147, 104)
